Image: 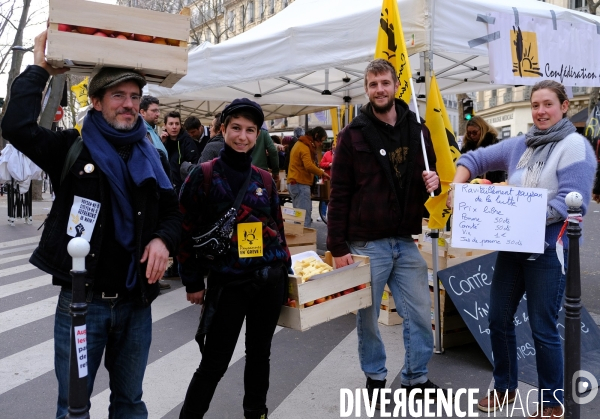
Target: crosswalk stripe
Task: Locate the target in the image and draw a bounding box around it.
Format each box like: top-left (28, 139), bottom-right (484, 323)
top-left (0, 340), bottom-right (55, 396)
top-left (0, 287), bottom-right (191, 397)
top-left (89, 322), bottom-right (282, 418)
top-left (0, 296), bottom-right (57, 334)
top-left (0, 244), bottom-right (38, 256)
top-left (270, 325), bottom-right (405, 419)
top-left (0, 253), bottom-right (30, 265)
top-left (0, 236), bottom-right (40, 249)
top-left (0, 263), bottom-right (38, 278)
top-left (0, 274), bottom-right (51, 299)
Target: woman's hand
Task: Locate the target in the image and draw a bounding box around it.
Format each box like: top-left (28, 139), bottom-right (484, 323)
top-left (446, 188), bottom-right (454, 209)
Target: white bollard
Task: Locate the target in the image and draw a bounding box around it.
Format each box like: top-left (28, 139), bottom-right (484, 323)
top-left (67, 238), bottom-right (90, 272)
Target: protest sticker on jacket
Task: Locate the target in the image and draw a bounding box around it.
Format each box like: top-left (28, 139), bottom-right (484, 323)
top-left (67, 196), bottom-right (101, 241)
top-left (487, 11), bottom-right (600, 87)
top-left (237, 222), bottom-right (263, 258)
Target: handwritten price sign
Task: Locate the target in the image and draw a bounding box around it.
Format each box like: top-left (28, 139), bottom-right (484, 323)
top-left (451, 184), bottom-right (547, 254)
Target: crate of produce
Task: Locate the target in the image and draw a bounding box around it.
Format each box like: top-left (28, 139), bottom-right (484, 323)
top-left (282, 207), bottom-right (306, 236)
top-left (379, 289), bottom-right (402, 326)
top-left (47, 0), bottom-right (189, 87)
top-left (418, 240), bottom-right (492, 270)
top-left (278, 252), bottom-right (372, 331)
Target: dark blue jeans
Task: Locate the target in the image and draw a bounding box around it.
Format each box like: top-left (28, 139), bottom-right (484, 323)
top-left (54, 289), bottom-right (152, 419)
top-left (179, 274), bottom-right (284, 418)
top-left (489, 248), bottom-right (566, 407)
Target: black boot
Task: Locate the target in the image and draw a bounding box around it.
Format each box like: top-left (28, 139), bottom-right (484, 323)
top-left (366, 377), bottom-right (387, 410)
top-left (244, 407), bottom-right (268, 419)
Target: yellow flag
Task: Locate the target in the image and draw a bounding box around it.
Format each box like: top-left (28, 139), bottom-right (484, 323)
top-left (424, 75), bottom-right (461, 230)
top-left (375, 0), bottom-right (412, 103)
top-left (71, 77), bottom-right (89, 108)
top-left (330, 107), bottom-right (339, 138)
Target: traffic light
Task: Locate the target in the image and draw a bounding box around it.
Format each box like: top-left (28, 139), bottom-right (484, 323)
top-left (463, 98), bottom-right (474, 121)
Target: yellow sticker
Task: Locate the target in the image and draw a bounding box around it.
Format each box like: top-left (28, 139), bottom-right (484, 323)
top-left (237, 222), bottom-right (263, 258)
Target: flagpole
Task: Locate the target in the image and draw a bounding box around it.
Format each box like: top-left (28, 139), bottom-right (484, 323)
top-left (408, 77), bottom-right (434, 198)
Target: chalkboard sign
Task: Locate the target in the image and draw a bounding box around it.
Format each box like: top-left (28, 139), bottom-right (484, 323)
top-left (437, 252), bottom-right (600, 388)
top-left (451, 184), bottom-right (547, 253)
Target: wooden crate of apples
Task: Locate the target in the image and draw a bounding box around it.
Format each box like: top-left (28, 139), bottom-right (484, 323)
top-left (47, 0), bottom-right (189, 87)
top-left (278, 252), bottom-right (372, 331)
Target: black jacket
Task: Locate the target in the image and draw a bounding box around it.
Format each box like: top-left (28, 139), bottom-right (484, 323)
top-left (165, 130), bottom-right (199, 192)
top-left (0, 65), bottom-right (182, 306)
top-left (200, 133), bottom-right (225, 163)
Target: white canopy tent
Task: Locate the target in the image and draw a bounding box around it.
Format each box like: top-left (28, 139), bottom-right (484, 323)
top-left (148, 0), bottom-right (600, 122)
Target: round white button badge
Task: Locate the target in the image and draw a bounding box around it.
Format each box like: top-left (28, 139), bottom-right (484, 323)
top-left (380, 149), bottom-right (386, 156)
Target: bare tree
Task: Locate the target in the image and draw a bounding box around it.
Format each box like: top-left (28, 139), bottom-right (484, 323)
top-left (0, 0), bottom-right (17, 78)
top-left (191, 0), bottom-right (227, 44)
top-left (0, 0), bottom-right (33, 149)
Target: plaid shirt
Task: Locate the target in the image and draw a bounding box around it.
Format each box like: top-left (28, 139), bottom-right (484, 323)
top-left (327, 101), bottom-right (440, 257)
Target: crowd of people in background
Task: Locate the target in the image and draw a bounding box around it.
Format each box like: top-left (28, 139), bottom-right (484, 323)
top-left (4, 28), bottom-right (595, 419)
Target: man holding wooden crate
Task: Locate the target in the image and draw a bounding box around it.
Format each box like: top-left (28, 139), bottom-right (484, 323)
top-left (1, 30), bottom-right (182, 419)
top-left (327, 58), bottom-right (444, 407)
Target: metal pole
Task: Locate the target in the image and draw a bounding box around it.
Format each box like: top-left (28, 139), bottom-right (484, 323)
top-left (420, 49), bottom-right (443, 353)
top-left (564, 192), bottom-right (583, 419)
top-left (67, 238), bottom-right (91, 419)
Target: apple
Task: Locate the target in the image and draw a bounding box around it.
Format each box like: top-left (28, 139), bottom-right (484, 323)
top-left (77, 26), bottom-right (98, 35)
top-left (153, 37), bottom-right (167, 45)
top-left (58, 24), bottom-right (73, 32)
top-left (288, 299), bottom-right (297, 308)
top-left (134, 34), bottom-right (154, 42)
top-left (166, 38), bottom-right (180, 46)
top-left (100, 29), bottom-right (116, 36)
top-left (342, 288), bottom-right (355, 295)
top-left (355, 283), bottom-right (367, 290)
top-left (304, 300), bottom-right (314, 307)
top-left (470, 178), bottom-right (492, 185)
top-left (93, 31), bottom-right (108, 37)
top-left (115, 34), bottom-right (128, 40)
top-left (325, 296), bottom-right (333, 301)
top-left (314, 297), bottom-right (326, 304)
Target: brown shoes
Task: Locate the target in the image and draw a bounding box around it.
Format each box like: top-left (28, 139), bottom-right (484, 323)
top-left (528, 405), bottom-right (564, 418)
top-left (477, 389), bottom-right (517, 412)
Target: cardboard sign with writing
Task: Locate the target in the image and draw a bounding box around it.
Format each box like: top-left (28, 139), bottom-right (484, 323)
top-left (437, 252), bottom-right (600, 388)
top-left (451, 184), bottom-right (547, 253)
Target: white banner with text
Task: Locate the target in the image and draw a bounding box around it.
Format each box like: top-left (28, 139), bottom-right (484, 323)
top-left (487, 11), bottom-right (600, 87)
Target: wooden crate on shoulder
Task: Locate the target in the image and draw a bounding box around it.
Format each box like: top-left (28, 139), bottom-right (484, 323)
top-left (47, 0), bottom-right (189, 87)
top-left (278, 252), bottom-right (372, 331)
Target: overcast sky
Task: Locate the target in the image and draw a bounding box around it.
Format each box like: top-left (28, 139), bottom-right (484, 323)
top-left (1, 0), bottom-right (117, 99)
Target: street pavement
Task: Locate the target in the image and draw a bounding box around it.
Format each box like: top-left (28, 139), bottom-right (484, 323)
top-left (1, 194), bottom-right (600, 418)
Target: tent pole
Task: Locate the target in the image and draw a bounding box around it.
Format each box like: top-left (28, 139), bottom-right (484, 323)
top-left (422, 48), bottom-right (444, 355)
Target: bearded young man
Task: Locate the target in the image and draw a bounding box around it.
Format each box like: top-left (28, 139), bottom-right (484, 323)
top-left (327, 58), bottom-right (446, 408)
top-left (0, 30), bottom-right (182, 419)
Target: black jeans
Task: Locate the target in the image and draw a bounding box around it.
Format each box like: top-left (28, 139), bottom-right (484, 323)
top-left (179, 272), bottom-right (284, 418)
